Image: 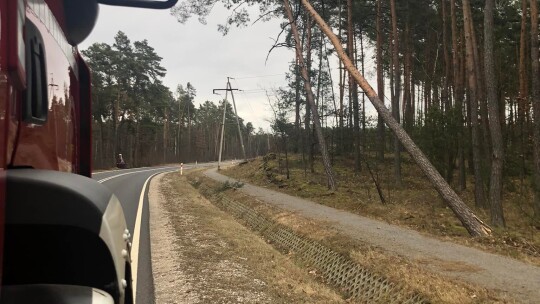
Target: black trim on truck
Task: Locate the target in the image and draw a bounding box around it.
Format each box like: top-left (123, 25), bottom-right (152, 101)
top-left (6, 169), bottom-right (110, 232)
top-left (0, 284), bottom-right (113, 304)
top-left (4, 169), bottom-right (128, 303)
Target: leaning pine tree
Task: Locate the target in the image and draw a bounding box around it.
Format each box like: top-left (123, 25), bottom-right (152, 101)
top-left (283, 0), bottom-right (338, 191)
top-left (298, 0), bottom-right (491, 237)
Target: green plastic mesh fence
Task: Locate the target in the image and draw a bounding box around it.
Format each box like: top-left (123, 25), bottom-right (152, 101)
top-left (198, 184), bottom-right (429, 304)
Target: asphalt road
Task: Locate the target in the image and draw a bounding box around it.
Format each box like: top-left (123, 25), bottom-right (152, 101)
top-left (92, 165), bottom-right (181, 304)
top-left (92, 162), bottom-right (221, 303)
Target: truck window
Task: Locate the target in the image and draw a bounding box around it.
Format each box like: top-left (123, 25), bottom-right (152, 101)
top-left (23, 20), bottom-right (48, 124)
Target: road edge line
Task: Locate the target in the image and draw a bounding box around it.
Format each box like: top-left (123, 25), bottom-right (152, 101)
top-left (131, 170), bottom-right (175, 303)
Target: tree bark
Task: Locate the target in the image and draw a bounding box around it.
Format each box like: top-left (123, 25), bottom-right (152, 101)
top-left (306, 14), bottom-right (315, 174)
top-left (295, 56), bottom-right (301, 153)
top-left (442, 0), bottom-right (451, 111)
top-left (376, 0), bottom-right (385, 162)
top-left (347, 0), bottom-right (361, 173)
top-left (301, 0), bottom-right (492, 237)
top-left (450, 0), bottom-right (467, 191)
top-left (284, 0), bottom-right (338, 190)
top-left (113, 90), bottom-right (120, 164)
top-left (519, 0), bottom-right (528, 182)
top-left (463, 0), bottom-right (487, 208)
top-left (337, 1), bottom-right (345, 155)
top-left (163, 107), bottom-right (168, 162)
top-left (360, 32), bottom-right (367, 151)
top-left (390, 0), bottom-right (402, 186)
top-left (484, 0), bottom-right (506, 227)
top-left (530, 0), bottom-right (540, 222)
top-left (403, 19), bottom-right (413, 133)
top-left (442, 0), bottom-right (454, 182)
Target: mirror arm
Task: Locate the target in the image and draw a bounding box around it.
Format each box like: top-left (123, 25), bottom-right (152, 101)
top-left (97, 0), bottom-right (178, 9)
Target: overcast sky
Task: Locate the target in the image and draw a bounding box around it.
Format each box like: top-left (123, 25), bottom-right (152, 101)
top-left (80, 3), bottom-right (295, 131)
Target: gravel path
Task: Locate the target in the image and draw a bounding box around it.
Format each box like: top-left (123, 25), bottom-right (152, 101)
top-left (205, 168), bottom-right (540, 303)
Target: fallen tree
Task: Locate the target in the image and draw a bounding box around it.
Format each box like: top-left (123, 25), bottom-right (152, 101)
top-left (299, 0), bottom-right (491, 237)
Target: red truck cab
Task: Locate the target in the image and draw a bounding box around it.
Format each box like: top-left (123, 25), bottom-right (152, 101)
top-left (0, 1), bottom-right (176, 303)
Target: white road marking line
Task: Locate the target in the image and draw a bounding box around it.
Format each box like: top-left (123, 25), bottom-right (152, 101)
top-left (97, 167), bottom-right (177, 183)
top-left (92, 166), bottom-right (156, 176)
top-left (126, 169), bottom-right (176, 303)
top-left (131, 172), bottom-right (159, 303)
top-left (94, 165), bottom-right (191, 302)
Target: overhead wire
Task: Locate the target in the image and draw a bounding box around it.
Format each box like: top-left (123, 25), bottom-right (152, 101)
top-left (233, 78), bottom-right (256, 115)
top-left (232, 73), bottom-right (286, 80)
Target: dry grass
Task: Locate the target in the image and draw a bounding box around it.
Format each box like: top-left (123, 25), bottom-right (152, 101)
top-left (160, 171), bottom-right (344, 303)
top-left (188, 171), bottom-right (511, 303)
top-left (223, 153), bottom-right (540, 267)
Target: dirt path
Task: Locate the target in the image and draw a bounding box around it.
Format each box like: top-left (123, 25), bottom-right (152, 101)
top-left (205, 168), bottom-right (540, 303)
top-left (148, 172), bottom-right (343, 303)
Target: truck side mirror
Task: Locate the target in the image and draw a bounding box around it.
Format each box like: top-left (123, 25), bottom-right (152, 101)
top-left (98, 0), bottom-right (178, 9)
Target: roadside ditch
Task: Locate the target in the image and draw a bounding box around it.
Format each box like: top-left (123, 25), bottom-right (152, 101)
top-left (188, 174), bottom-right (433, 303)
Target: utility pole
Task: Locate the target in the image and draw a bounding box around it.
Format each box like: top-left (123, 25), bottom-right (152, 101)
top-left (227, 78), bottom-right (248, 162)
top-left (216, 91), bottom-right (229, 171)
top-left (213, 78), bottom-right (248, 170)
top-left (213, 78), bottom-right (240, 170)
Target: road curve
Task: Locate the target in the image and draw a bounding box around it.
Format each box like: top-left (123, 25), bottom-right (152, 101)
top-left (93, 166), bottom-right (179, 304)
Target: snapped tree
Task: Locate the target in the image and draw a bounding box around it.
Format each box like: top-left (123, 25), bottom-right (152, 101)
top-left (299, 0), bottom-right (492, 237)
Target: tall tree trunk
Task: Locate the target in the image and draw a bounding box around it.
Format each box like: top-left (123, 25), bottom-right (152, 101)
top-left (301, 0), bottom-right (491, 237)
top-left (284, 0), bottom-right (338, 190)
top-left (376, 0), bottom-right (385, 162)
top-left (98, 118), bottom-right (105, 168)
top-left (135, 118), bottom-right (140, 167)
top-left (163, 108), bottom-right (168, 162)
top-left (442, 0), bottom-right (454, 182)
top-left (178, 98), bottom-right (183, 161)
top-left (403, 19), bottom-right (413, 133)
top-left (300, 19), bottom-right (308, 173)
top-left (471, 27), bottom-right (492, 172)
top-left (463, 0), bottom-right (487, 208)
top-left (187, 102), bottom-right (192, 162)
top-left (306, 14), bottom-right (315, 174)
top-left (484, 0), bottom-right (506, 227)
top-left (519, 0), bottom-right (528, 182)
top-left (113, 91), bottom-right (120, 165)
top-left (347, 0), bottom-right (361, 173)
top-left (390, 0), bottom-right (402, 186)
top-left (295, 56), bottom-right (301, 153)
top-left (359, 31), bottom-right (367, 152)
top-left (451, 0), bottom-right (467, 191)
top-left (338, 0), bottom-right (345, 155)
top-left (442, 0), bottom-right (451, 111)
top-left (530, 0), bottom-right (540, 222)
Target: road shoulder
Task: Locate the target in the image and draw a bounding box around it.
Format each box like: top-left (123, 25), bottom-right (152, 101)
top-left (148, 171), bottom-right (343, 303)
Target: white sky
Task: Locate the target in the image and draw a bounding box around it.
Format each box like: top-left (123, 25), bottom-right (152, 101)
top-left (80, 3), bottom-right (295, 131)
top-left (80, 2), bottom-right (385, 132)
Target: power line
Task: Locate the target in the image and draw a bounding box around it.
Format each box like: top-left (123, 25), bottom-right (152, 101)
top-left (233, 79), bottom-right (256, 115)
top-left (233, 73), bottom-right (286, 80)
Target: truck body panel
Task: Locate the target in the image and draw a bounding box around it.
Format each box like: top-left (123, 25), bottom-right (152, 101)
top-left (0, 0), bottom-right (177, 302)
top-left (10, 0), bottom-right (81, 173)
